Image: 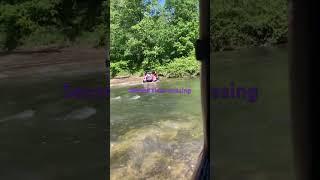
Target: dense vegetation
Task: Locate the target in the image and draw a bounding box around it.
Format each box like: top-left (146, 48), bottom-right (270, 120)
top-left (110, 0), bottom-right (200, 78)
top-left (211, 0), bottom-right (288, 51)
top-left (111, 0), bottom-right (288, 77)
top-left (1, 0), bottom-right (288, 78)
top-left (0, 0), bottom-right (108, 51)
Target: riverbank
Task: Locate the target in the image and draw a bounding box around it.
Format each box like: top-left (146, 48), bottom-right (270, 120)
top-left (0, 46), bottom-right (188, 88)
top-left (110, 75), bottom-right (201, 88)
top-left (0, 47), bottom-right (106, 83)
top-left (110, 76), bottom-right (142, 87)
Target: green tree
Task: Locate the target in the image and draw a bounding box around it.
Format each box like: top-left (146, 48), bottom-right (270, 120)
top-left (0, 0), bottom-right (108, 51)
top-left (110, 0), bottom-right (199, 75)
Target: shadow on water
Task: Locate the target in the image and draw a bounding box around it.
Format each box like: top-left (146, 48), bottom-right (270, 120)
top-left (211, 46), bottom-right (296, 180)
top-left (0, 73), bottom-right (107, 180)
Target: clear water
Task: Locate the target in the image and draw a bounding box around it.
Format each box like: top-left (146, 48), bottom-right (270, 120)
top-left (110, 79), bottom-right (203, 179)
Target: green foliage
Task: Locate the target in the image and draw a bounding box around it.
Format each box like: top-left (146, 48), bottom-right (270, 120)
top-left (21, 26), bottom-right (66, 47)
top-left (110, 61), bottom-right (128, 78)
top-left (211, 0), bottom-right (288, 51)
top-left (0, 0), bottom-right (108, 51)
top-left (157, 55), bottom-right (200, 78)
top-left (110, 63), bottom-right (121, 78)
top-left (111, 0), bottom-right (288, 78)
top-left (111, 0), bottom-right (199, 76)
top-left (0, 0), bottom-right (288, 79)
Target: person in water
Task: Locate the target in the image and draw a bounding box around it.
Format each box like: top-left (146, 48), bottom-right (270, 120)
top-left (143, 71), bottom-right (159, 82)
top-left (143, 72), bottom-right (154, 82)
top-left (152, 71), bottom-right (159, 82)
top-left (152, 71), bottom-right (159, 81)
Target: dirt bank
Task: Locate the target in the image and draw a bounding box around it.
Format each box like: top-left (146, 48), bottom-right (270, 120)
top-left (0, 47), bottom-right (165, 87)
top-left (0, 47), bottom-right (106, 82)
top-left (110, 76), bottom-right (143, 87)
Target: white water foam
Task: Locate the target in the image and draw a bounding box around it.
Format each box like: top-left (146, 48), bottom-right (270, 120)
top-left (0, 110), bottom-right (35, 123)
top-left (63, 106), bottom-right (96, 120)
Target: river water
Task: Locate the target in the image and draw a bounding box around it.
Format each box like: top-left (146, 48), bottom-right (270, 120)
top-left (211, 45), bottom-right (295, 179)
top-left (0, 73), bottom-right (108, 180)
top-left (110, 79), bottom-right (203, 179)
top-left (110, 45), bottom-right (295, 180)
top-left (0, 46), bottom-right (294, 180)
